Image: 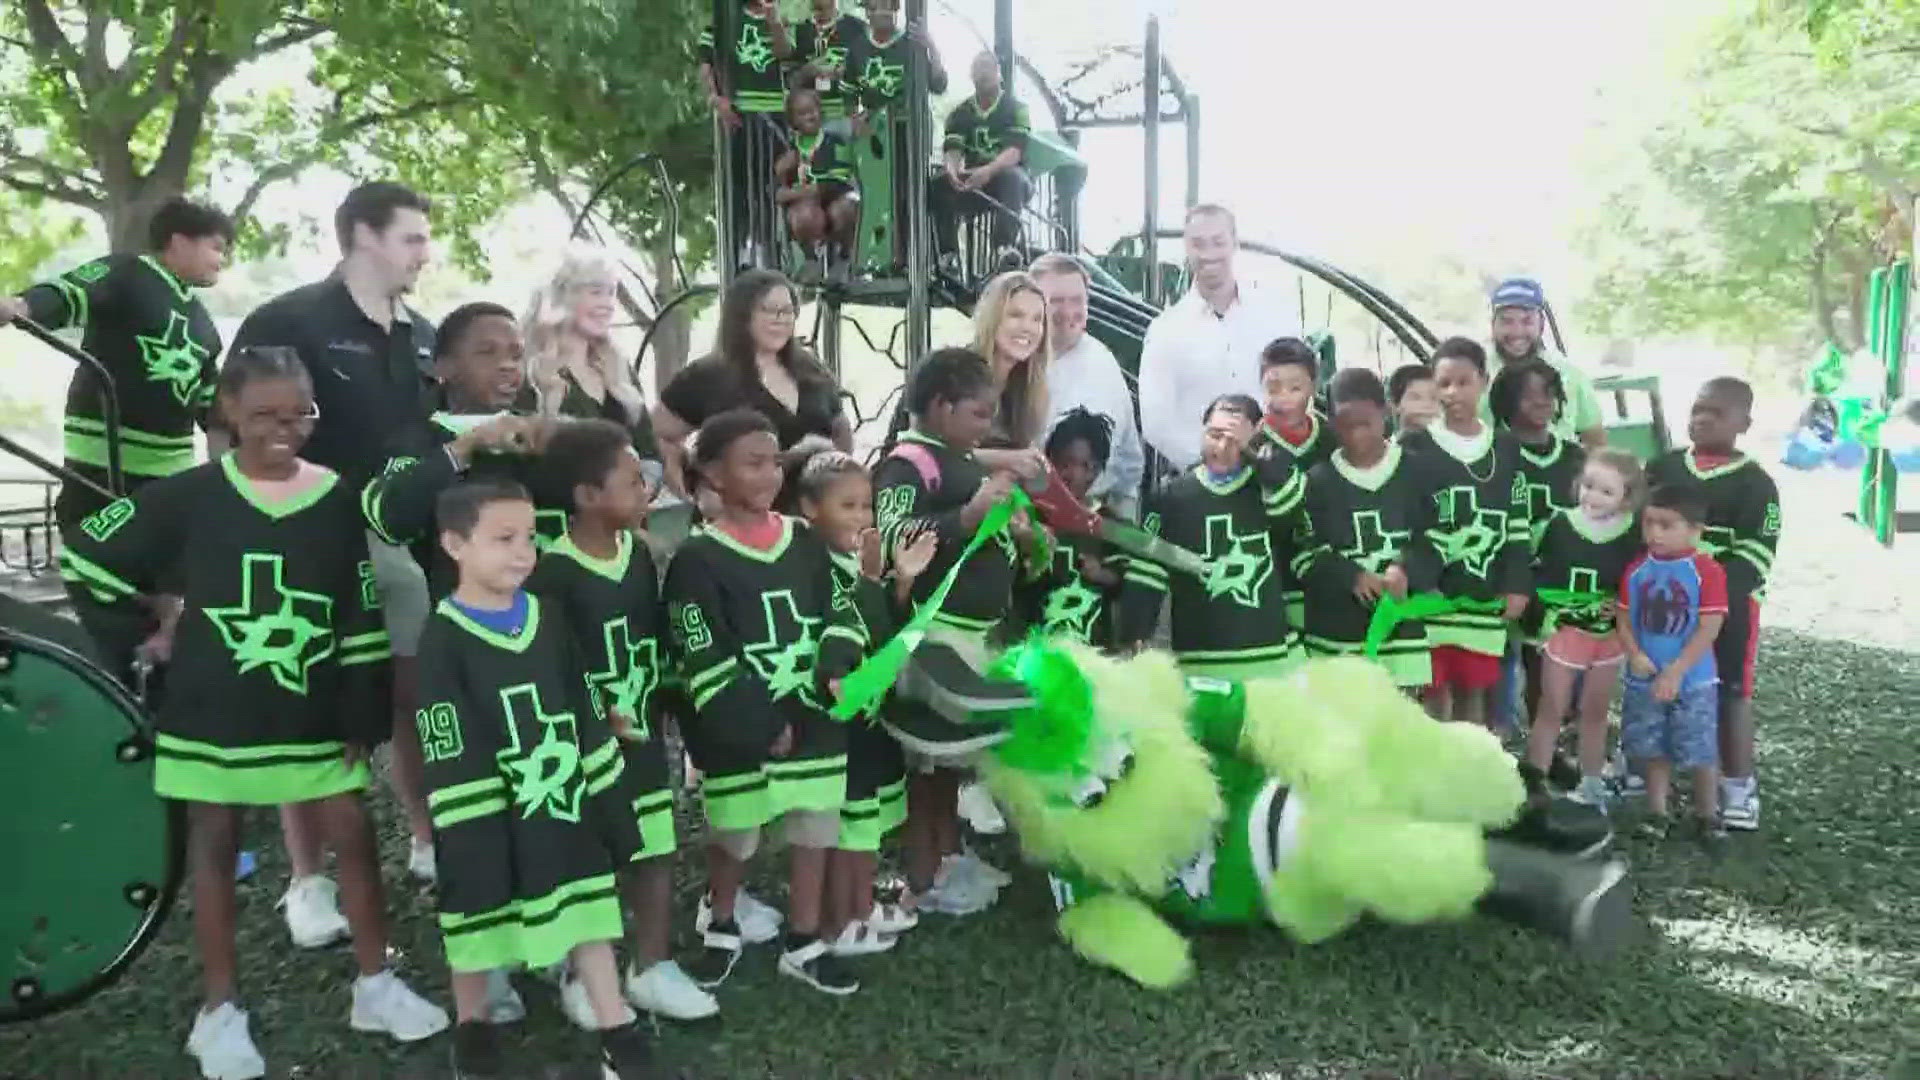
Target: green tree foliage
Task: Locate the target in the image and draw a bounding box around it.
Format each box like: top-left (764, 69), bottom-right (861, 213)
top-left (1578, 10), bottom-right (1914, 351)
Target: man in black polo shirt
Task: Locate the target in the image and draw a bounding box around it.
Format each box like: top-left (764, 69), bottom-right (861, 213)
top-left (229, 181), bottom-right (440, 947)
top-left (931, 50), bottom-right (1033, 269)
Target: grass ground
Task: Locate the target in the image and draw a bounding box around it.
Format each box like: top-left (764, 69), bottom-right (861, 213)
top-left (4, 476), bottom-right (1917, 1080)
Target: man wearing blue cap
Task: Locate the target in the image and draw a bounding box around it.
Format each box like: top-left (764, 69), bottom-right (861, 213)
top-left (1485, 278), bottom-right (1605, 450)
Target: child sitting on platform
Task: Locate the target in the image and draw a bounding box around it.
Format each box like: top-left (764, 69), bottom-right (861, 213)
top-left (776, 86), bottom-right (860, 282)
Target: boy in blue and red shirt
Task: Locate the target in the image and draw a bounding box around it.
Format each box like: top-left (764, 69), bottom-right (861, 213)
top-left (1615, 483), bottom-right (1728, 842)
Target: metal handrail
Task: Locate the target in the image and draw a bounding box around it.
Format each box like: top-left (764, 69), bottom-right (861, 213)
top-left (8, 318), bottom-right (124, 495)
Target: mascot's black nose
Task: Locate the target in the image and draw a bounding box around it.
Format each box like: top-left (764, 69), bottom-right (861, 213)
top-left (1080, 789), bottom-right (1106, 809)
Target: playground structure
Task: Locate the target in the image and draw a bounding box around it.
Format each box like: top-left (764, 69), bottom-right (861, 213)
top-left (0, 0), bottom-right (1697, 1026)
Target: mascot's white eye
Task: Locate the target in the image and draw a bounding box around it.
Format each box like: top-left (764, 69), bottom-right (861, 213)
top-left (1067, 774), bottom-right (1109, 809)
top-left (1090, 735), bottom-right (1134, 782)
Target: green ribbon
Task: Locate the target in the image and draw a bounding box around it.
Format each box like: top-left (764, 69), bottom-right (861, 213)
top-left (831, 488), bottom-right (1031, 720)
top-left (1362, 592), bottom-right (1503, 659)
top-left (1361, 589), bottom-right (1615, 658)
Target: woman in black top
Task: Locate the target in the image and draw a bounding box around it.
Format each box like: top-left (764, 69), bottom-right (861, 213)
top-left (524, 245), bottom-right (659, 460)
top-left (653, 269), bottom-right (852, 497)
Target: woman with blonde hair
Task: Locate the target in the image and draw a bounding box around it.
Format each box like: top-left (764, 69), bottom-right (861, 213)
top-left (968, 270), bottom-right (1053, 451)
top-left (524, 243), bottom-right (658, 457)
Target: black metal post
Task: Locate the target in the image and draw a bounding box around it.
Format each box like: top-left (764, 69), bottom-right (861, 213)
top-left (904, 0), bottom-right (932, 365)
top-left (1061, 128), bottom-right (1083, 251)
top-left (1184, 93), bottom-right (1201, 211)
top-left (712, 0), bottom-right (740, 286)
top-left (1142, 15), bottom-right (1163, 306)
top-left (993, 0), bottom-right (1014, 90)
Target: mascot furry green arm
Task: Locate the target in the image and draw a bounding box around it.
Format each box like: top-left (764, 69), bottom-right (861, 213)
top-left (978, 642), bottom-right (1633, 989)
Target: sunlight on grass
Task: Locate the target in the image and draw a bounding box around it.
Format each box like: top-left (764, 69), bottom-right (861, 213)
top-left (1659, 896), bottom-right (1913, 1016)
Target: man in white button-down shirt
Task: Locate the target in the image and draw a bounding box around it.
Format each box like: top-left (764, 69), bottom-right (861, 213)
top-left (1030, 253), bottom-right (1146, 517)
top-left (1136, 204), bottom-right (1303, 472)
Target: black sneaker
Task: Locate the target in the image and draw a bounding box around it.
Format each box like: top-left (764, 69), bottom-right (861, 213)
top-left (689, 918), bottom-right (743, 989)
top-left (451, 1021), bottom-right (503, 1080)
top-left (776, 937), bottom-right (860, 996)
top-left (1488, 793), bottom-right (1614, 860)
top-left (599, 1020), bottom-right (658, 1079)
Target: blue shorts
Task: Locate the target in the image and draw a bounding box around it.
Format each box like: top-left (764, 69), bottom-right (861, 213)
top-left (1620, 680), bottom-right (1719, 769)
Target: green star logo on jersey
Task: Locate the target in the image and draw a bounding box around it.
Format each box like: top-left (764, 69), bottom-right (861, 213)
top-left (136, 310), bottom-right (211, 407)
top-left (861, 55), bottom-right (904, 99)
top-left (69, 259), bottom-right (111, 285)
top-left (585, 617), bottom-right (659, 739)
top-left (202, 553), bottom-right (335, 695)
top-left (1040, 556), bottom-right (1101, 642)
top-left (496, 684), bottom-right (584, 822)
top-left (1559, 567), bottom-right (1610, 622)
top-left (1523, 482), bottom-right (1557, 543)
top-left (742, 590), bottom-right (823, 707)
top-left (736, 22), bottom-right (776, 72)
top-left (1429, 487), bottom-right (1507, 580)
top-left (965, 125), bottom-right (1002, 163)
top-left (1200, 514), bottom-right (1273, 608)
top-left (1342, 510), bottom-right (1407, 574)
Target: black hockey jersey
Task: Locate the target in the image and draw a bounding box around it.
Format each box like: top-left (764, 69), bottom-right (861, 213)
top-left (791, 130), bottom-right (856, 188)
top-left (59, 458), bottom-right (391, 797)
top-left (1296, 444), bottom-right (1440, 686)
top-left (1258, 413), bottom-right (1336, 621)
top-left (662, 517), bottom-right (862, 830)
top-left (361, 411), bottom-right (571, 599)
top-left (843, 23), bottom-right (948, 111)
top-left (792, 11), bottom-right (864, 116)
top-left (1019, 530), bottom-right (1124, 648)
top-left (1646, 450), bottom-right (1781, 600)
top-left (1513, 436), bottom-right (1585, 546)
top-left (826, 549), bottom-right (909, 850)
top-left (1400, 424), bottom-right (1531, 655)
top-left (872, 431), bottom-right (1016, 635)
top-left (1118, 465), bottom-right (1303, 677)
top-left (1530, 508), bottom-right (1641, 636)
top-left (23, 254), bottom-right (220, 517)
top-left (697, 7), bottom-right (790, 113)
top-left (413, 592), bottom-right (633, 972)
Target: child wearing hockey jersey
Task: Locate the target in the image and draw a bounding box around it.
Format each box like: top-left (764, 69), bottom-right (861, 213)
top-left (1490, 356), bottom-right (1587, 734)
top-left (1021, 407), bottom-right (1127, 646)
top-left (1389, 362), bottom-right (1439, 437)
top-left (775, 86), bottom-right (860, 280)
top-left (363, 302), bottom-right (568, 601)
top-left (663, 409), bottom-right (866, 995)
top-left (416, 479), bottom-right (657, 1078)
top-left (61, 347), bottom-right (447, 1080)
top-left (525, 420), bottom-right (718, 1023)
top-left (1399, 337), bottom-right (1531, 728)
top-left (793, 447), bottom-right (937, 956)
top-left (872, 347), bottom-right (1024, 916)
top-left (1524, 448), bottom-right (1645, 804)
top-left (1296, 368), bottom-right (1439, 689)
top-left (1120, 393), bottom-right (1307, 678)
top-left (1646, 377), bottom-right (1780, 831)
top-left (1256, 338), bottom-right (1334, 628)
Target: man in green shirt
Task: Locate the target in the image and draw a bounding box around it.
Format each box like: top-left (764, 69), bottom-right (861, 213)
top-left (931, 51), bottom-right (1032, 268)
top-left (1485, 278), bottom-right (1605, 450)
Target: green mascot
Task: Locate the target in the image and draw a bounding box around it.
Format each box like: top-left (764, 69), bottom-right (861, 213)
top-left (977, 641), bottom-right (1633, 989)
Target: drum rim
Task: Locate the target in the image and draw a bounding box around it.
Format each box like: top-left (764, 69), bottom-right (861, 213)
top-left (0, 624), bottom-right (187, 1025)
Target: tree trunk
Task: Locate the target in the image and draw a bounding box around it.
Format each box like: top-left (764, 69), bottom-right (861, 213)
top-left (648, 238), bottom-right (694, 392)
top-left (104, 181), bottom-right (185, 254)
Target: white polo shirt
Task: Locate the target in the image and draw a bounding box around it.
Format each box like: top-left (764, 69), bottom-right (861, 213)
top-left (1046, 332), bottom-right (1145, 507)
top-left (1137, 279), bottom-right (1303, 470)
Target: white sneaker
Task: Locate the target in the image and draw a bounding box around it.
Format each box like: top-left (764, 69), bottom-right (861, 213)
top-left (695, 890), bottom-right (782, 945)
top-left (481, 968), bottom-right (525, 1025)
top-left (556, 960), bottom-right (637, 1030)
top-left (186, 1002), bottom-right (266, 1080)
top-left (626, 960), bottom-right (719, 1020)
top-left (865, 900), bottom-right (919, 935)
top-left (827, 921), bottom-right (896, 957)
top-left (279, 875), bottom-right (348, 949)
top-left (348, 970), bottom-right (450, 1042)
top-left (958, 781), bottom-right (1007, 835)
top-left (1722, 787), bottom-right (1761, 832)
top-left (407, 838), bottom-right (436, 883)
top-left (941, 852), bottom-right (1011, 897)
top-left (909, 879), bottom-right (993, 916)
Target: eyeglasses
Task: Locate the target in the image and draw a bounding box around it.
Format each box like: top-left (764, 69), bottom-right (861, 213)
top-left (756, 305), bottom-right (799, 320)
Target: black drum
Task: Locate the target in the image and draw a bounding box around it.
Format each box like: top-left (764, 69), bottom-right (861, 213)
top-left (0, 621), bottom-right (182, 1023)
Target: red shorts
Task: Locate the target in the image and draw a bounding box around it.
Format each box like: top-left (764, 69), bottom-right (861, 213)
top-left (1428, 645), bottom-right (1502, 692)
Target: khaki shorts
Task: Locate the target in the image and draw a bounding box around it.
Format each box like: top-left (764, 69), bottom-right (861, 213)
top-left (366, 531), bottom-right (430, 657)
top-left (708, 808), bottom-right (841, 860)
